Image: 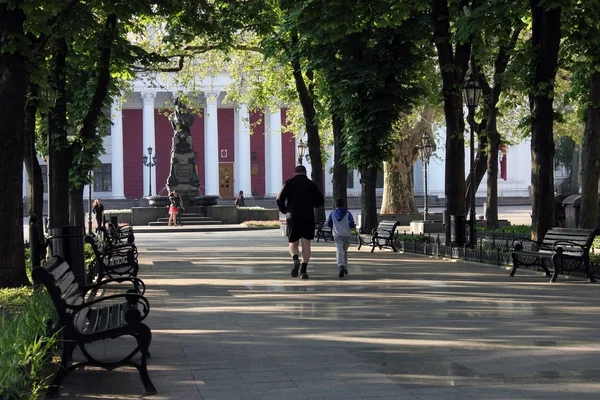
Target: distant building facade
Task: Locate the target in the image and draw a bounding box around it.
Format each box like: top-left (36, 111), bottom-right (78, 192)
top-left (23, 74), bottom-right (537, 202)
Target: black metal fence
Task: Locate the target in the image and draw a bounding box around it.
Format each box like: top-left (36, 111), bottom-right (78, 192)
top-left (382, 231), bottom-right (600, 280)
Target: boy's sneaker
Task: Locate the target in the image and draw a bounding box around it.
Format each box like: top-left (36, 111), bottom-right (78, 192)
top-left (291, 259), bottom-right (300, 278)
top-left (338, 266), bottom-right (345, 278)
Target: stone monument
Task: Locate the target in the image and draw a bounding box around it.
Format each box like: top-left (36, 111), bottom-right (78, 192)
top-left (166, 99), bottom-right (200, 206)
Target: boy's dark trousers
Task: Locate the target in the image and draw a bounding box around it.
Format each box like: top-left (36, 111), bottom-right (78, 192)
top-left (177, 207), bottom-right (183, 225)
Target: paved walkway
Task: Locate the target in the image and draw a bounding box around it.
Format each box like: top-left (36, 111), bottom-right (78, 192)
top-left (56, 230), bottom-right (600, 399)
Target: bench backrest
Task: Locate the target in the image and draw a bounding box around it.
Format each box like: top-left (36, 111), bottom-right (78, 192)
top-left (541, 228), bottom-right (600, 252)
top-left (375, 220), bottom-right (399, 237)
top-left (32, 256), bottom-right (84, 327)
top-left (84, 234), bottom-right (104, 258)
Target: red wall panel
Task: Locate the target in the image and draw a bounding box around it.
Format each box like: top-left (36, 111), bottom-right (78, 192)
top-left (250, 110), bottom-right (265, 197)
top-left (281, 108), bottom-right (296, 182)
top-left (122, 109), bottom-right (143, 199)
top-left (218, 109), bottom-right (234, 162)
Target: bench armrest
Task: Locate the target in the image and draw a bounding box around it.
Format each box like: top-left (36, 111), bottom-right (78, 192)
top-left (552, 240), bottom-right (586, 254)
top-left (74, 292), bottom-right (150, 319)
top-left (82, 276), bottom-right (146, 296)
top-left (511, 238), bottom-right (542, 251)
top-left (103, 246), bottom-right (137, 260)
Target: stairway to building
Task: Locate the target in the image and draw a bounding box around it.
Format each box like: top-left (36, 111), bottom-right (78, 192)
top-left (148, 212), bottom-right (222, 227)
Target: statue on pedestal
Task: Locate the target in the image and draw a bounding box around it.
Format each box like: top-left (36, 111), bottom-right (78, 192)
top-left (166, 98), bottom-right (200, 206)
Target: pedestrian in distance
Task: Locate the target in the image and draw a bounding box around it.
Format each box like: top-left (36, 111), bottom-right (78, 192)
top-left (276, 165), bottom-right (325, 279)
top-left (326, 197), bottom-right (356, 278)
top-left (175, 191), bottom-right (185, 226)
top-left (234, 190), bottom-right (245, 207)
top-left (92, 199), bottom-right (104, 232)
top-left (168, 191), bottom-right (180, 227)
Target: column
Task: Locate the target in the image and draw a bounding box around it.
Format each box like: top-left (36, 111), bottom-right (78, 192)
top-left (110, 98), bottom-right (125, 198)
top-left (204, 91), bottom-right (220, 196)
top-left (265, 108), bottom-right (282, 196)
top-left (234, 104), bottom-right (252, 196)
top-left (141, 91), bottom-right (156, 196)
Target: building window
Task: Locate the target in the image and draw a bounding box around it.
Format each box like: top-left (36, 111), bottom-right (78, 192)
top-left (94, 164), bottom-right (112, 192)
top-left (347, 170), bottom-right (354, 189)
top-left (41, 165), bottom-right (48, 193)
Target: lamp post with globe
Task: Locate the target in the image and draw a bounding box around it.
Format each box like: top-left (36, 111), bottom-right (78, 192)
top-left (418, 132), bottom-right (436, 221)
top-left (463, 70), bottom-right (482, 248)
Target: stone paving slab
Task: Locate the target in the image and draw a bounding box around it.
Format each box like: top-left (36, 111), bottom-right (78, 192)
top-left (54, 230), bottom-right (600, 399)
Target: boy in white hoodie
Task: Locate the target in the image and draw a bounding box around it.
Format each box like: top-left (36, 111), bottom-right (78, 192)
top-left (326, 198), bottom-right (356, 278)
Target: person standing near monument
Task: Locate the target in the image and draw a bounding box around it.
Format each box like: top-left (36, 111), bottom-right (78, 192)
top-left (234, 190), bottom-right (245, 207)
top-left (92, 199), bottom-right (104, 232)
top-left (168, 191), bottom-right (180, 227)
top-left (276, 165), bottom-right (325, 279)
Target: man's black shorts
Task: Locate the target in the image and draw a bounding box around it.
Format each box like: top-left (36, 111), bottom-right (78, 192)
top-left (286, 217), bottom-right (315, 243)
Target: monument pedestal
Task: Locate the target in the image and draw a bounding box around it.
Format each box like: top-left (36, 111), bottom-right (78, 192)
top-left (167, 135), bottom-right (200, 206)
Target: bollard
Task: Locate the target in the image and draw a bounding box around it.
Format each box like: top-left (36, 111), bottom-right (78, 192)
top-left (450, 215), bottom-right (466, 246)
top-left (48, 226), bottom-right (86, 285)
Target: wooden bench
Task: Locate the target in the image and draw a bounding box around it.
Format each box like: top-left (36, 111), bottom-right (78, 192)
top-left (511, 227), bottom-right (600, 283)
top-left (315, 223), bottom-right (334, 243)
top-left (357, 220), bottom-right (399, 252)
top-left (32, 256), bottom-right (156, 396)
top-left (85, 234), bottom-right (139, 282)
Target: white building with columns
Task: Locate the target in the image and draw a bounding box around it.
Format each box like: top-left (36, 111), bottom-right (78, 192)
top-left (23, 74), bottom-right (536, 203)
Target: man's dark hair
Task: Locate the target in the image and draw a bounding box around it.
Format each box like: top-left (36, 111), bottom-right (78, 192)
top-left (335, 197), bottom-right (346, 208)
top-left (295, 165), bottom-right (307, 174)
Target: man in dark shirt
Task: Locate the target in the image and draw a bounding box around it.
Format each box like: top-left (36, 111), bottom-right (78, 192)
top-left (276, 165), bottom-right (325, 279)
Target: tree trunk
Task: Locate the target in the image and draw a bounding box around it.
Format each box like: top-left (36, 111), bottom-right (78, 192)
top-left (69, 13), bottom-right (117, 228)
top-left (486, 133), bottom-right (501, 228)
top-left (24, 83), bottom-right (46, 255)
top-left (331, 114), bottom-right (347, 209)
top-left (466, 116), bottom-right (489, 208)
top-left (360, 165), bottom-right (378, 232)
top-left (290, 49), bottom-right (325, 222)
top-left (570, 144), bottom-right (580, 194)
top-left (529, 2), bottom-right (561, 241)
top-left (48, 37), bottom-right (72, 229)
top-left (431, 0), bottom-right (471, 245)
top-left (580, 71), bottom-right (600, 229)
top-left (69, 188), bottom-right (85, 227)
top-left (0, 4), bottom-right (30, 287)
top-left (380, 106), bottom-right (434, 214)
top-left (480, 24), bottom-right (522, 229)
top-left (381, 159), bottom-right (417, 214)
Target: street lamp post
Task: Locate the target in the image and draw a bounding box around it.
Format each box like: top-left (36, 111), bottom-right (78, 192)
top-left (142, 147), bottom-right (158, 196)
top-left (463, 71), bottom-right (482, 248)
top-left (418, 132), bottom-right (436, 221)
top-left (297, 139), bottom-right (307, 165)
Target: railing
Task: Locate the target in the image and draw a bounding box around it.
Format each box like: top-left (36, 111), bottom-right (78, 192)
top-left (385, 232), bottom-right (600, 280)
